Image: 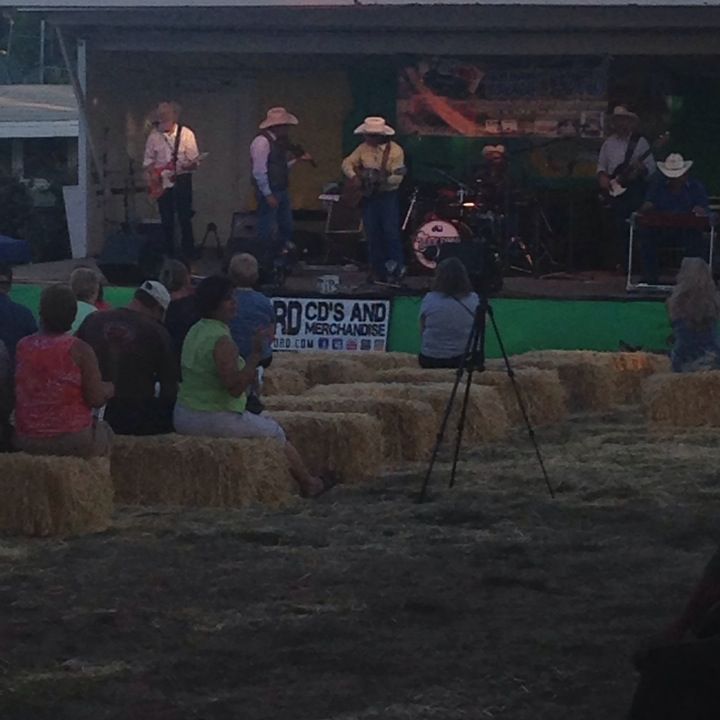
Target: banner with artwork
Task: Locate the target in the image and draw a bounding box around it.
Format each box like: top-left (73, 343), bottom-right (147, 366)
top-left (271, 297), bottom-right (391, 352)
top-left (398, 58), bottom-right (607, 138)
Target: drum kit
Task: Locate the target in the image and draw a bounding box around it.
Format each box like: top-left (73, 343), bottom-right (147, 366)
top-left (404, 165), bottom-right (563, 278)
top-left (404, 167), bottom-right (504, 272)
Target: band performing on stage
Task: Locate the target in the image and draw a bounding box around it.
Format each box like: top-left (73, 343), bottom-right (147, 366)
top-left (142, 99), bottom-right (714, 292)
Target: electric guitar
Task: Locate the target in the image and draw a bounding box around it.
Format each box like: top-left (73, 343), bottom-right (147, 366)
top-left (147, 152), bottom-right (209, 200)
top-left (602, 132), bottom-right (670, 204)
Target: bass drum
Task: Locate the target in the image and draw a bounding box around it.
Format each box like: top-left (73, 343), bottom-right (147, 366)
top-left (411, 219), bottom-right (472, 270)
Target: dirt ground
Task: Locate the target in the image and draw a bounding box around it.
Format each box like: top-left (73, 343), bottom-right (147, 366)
top-left (1, 408), bottom-right (718, 720)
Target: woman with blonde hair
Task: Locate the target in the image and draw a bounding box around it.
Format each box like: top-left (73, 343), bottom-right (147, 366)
top-left (667, 257), bottom-right (720, 372)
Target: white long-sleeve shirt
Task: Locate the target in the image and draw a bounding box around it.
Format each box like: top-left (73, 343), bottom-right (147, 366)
top-left (143, 125), bottom-right (199, 174)
top-left (249, 131), bottom-right (296, 197)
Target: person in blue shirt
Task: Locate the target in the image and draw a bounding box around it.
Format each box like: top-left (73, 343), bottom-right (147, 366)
top-left (0, 263), bottom-right (37, 364)
top-left (227, 253), bottom-right (276, 413)
top-left (638, 153), bottom-right (710, 285)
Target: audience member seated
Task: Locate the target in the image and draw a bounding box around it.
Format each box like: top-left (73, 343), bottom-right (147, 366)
top-left (69, 267), bottom-right (100, 333)
top-left (228, 253), bottom-right (275, 413)
top-left (0, 340), bottom-right (11, 451)
top-left (0, 262), bottom-right (37, 364)
top-left (629, 545), bottom-right (720, 718)
top-left (418, 257), bottom-right (480, 369)
top-left (13, 284), bottom-right (114, 457)
top-left (173, 276), bottom-right (332, 498)
top-left (666, 257), bottom-right (720, 372)
top-left (160, 259), bottom-right (199, 359)
top-left (638, 153), bottom-right (710, 285)
top-left (77, 280), bottom-right (178, 435)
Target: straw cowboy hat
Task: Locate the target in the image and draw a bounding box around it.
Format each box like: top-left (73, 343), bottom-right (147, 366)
top-left (354, 116), bottom-right (395, 136)
top-left (259, 107), bottom-right (299, 129)
top-left (658, 153), bottom-right (693, 178)
top-left (610, 105), bottom-right (639, 122)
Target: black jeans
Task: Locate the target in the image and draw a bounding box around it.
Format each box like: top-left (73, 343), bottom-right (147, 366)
top-left (104, 398), bottom-right (174, 436)
top-left (157, 173), bottom-right (195, 258)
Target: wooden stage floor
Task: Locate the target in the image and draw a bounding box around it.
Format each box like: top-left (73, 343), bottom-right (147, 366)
top-left (12, 256), bottom-right (667, 302)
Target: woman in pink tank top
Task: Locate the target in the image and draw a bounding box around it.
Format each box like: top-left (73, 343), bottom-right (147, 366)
top-left (14, 284), bottom-right (114, 458)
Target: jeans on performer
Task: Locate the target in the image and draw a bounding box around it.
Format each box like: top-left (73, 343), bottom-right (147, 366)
top-left (256, 189), bottom-right (293, 258)
top-left (362, 191), bottom-right (404, 279)
top-left (639, 227), bottom-right (707, 284)
top-left (157, 173), bottom-right (195, 258)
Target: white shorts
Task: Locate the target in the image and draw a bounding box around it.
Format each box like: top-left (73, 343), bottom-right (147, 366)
top-left (173, 403), bottom-right (286, 442)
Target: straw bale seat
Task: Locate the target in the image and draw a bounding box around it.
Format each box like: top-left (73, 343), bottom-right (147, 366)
top-left (373, 367), bottom-right (567, 426)
top-left (270, 411), bottom-right (384, 482)
top-left (111, 435), bottom-right (294, 507)
top-left (275, 351), bottom-right (418, 375)
top-left (264, 395), bottom-right (435, 461)
top-left (0, 454), bottom-right (113, 537)
top-left (642, 371), bottom-right (720, 426)
top-left (263, 368), bottom-right (309, 397)
top-left (308, 382), bottom-right (510, 445)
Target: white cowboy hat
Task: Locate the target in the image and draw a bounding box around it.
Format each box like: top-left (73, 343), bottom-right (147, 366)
top-left (657, 153), bottom-right (693, 178)
top-left (354, 116), bottom-right (395, 136)
top-left (610, 105), bottom-right (639, 120)
top-left (259, 107), bottom-right (299, 129)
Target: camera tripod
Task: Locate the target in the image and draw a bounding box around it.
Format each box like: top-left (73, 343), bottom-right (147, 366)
top-left (418, 297), bottom-right (554, 502)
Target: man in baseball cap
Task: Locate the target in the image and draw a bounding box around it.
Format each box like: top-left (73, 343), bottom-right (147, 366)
top-left (76, 279), bottom-right (178, 435)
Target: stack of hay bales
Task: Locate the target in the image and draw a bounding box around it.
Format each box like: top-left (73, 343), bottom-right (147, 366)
top-left (111, 436), bottom-right (295, 507)
top-left (265, 395), bottom-right (436, 462)
top-left (373, 367), bottom-right (567, 426)
top-left (308, 382), bottom-right (510, 445)
top-left (271, 411), bottom-right (384, 482)
top-left (642, 371), bottom-right (720, 426)
top-left (0, 455), bottom-right (113, 536)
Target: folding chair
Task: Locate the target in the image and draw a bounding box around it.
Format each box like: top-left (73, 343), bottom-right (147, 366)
top-left (626, 211), bottom-right (716, 292)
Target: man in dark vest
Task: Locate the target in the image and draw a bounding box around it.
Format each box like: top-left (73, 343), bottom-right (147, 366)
top-left (250, 107), bottom-right (312, 264)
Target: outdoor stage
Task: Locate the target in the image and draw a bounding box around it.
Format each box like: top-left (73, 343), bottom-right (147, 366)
top-left (10, 257), bottom-right (672, 357)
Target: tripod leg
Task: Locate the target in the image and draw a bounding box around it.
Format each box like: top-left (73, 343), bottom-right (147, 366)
top-left (487, 305), bottom-right (555, 498)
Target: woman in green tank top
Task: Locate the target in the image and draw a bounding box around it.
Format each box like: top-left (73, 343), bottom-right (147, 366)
top-left (173, 276), bottom-right (332, 498)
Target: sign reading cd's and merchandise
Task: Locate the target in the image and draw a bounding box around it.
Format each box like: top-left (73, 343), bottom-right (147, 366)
top-left (271, 297), bottom-right (391, 352)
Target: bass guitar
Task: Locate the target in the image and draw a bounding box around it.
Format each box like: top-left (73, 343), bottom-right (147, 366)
top-left (602, 132), bottom-right (670, 205)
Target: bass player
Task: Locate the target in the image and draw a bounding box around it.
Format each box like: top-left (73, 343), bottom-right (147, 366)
top-left (144, 101), bottom-right (201, 260)
top-left (342, 116), bottom-right (406, 285)
top-left (597, 106), bottom-right (658, 271)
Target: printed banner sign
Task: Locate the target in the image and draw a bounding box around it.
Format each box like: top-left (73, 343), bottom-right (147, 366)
top-left (398, 57), bottom-right (607, 138)
top-left (271, 297), bottom-right (391, 353)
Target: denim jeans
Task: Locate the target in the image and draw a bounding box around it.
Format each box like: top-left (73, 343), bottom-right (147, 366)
top-left (157, 173), bottom-right (194, 258)
top-left (256, 188), bottom-right (293, 257)
top-left (362, 190), bottom-right (404, 278)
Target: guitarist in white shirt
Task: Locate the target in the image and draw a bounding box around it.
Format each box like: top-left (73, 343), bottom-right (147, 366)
top-left (143, 101), bottom-right (200, 260)
top-left (597, 106), bottom-right (657, 270)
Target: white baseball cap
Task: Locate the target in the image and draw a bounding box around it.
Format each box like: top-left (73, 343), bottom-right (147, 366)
top-left (139, 280), bottom-right (171, 310)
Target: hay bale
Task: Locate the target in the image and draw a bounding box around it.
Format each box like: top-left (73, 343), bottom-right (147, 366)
top-left (271, 411), bottom-right (384, 483)
top-left (511, 350), bottom-right (671, 407)
top-left (0, 455), bottom-right (113, 537)
top-left (607, 352), bottom-right (671, 404)
top-left (303, 358), bottom-right (375, 386)
top-left (263, 368), bottom-right (309, 397)
top-left (111, 435), bottom-right (294, 507)
top-left (508, 351), bottom-right (616, 412)
top-left (642, 371), bottom-right (720, 426)
top-left (373, 367), bottom-right (567, 426)
top-left (264, 395), bottom-right (436, 461)
top-left (308, 382), bottom-right (510, 445)
top-left (275, 351), bottom-right (418, 374)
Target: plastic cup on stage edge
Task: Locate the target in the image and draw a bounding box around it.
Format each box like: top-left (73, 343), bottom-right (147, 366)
top-left (317, 274), bottom-right (340, 295)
